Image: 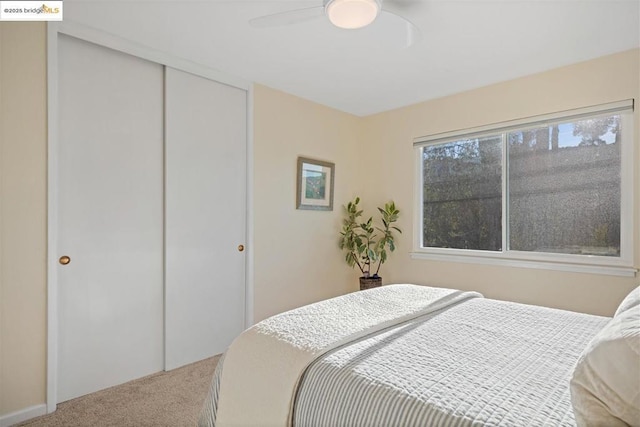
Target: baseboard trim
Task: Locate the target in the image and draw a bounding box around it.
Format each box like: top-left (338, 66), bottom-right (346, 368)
top-left (0, 404), bottom-right (48, 427)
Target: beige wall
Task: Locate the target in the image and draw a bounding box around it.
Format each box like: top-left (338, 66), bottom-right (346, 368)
top-left (360, 48), bottom-right (640, 317)
top-left (0, 23), bottom-right (48, 416)
top-left (252, 84), bottom-right (364, 322)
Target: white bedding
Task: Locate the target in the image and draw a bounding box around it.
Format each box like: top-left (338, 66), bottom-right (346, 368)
top-left (208, 284), bottom-right (481, 426)
top-left (293, 297), bottom-right (608, 426)
top-left (199, 285), bottom-right (608, 427)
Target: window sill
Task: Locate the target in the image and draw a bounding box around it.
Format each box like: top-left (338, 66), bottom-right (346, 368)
top-left (410, 251), bottom-right (637, 277)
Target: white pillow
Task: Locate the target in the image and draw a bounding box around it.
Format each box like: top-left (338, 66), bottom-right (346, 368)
top-left (570, 305), bottom-right (640, 427)
top-left (615, 286), bottom-right (640, 318)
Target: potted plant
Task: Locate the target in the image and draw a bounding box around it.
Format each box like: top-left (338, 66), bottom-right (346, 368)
top-left (339, 197), bottom-right (401, 290)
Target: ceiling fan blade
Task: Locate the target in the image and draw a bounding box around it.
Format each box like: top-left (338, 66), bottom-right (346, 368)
top-left (250, 6), bottom-right (325, 28)
top-left (383, 0), bottom-right (425, 13)
top-left (379, 9), bottom-right (420, 48)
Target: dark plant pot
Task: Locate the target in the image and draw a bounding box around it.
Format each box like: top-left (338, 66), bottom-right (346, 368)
top-left (360, 276), bottom-right (382, 290)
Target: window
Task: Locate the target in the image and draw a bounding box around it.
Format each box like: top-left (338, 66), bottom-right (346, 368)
top-left (413, 100), bottom-right (635, 276)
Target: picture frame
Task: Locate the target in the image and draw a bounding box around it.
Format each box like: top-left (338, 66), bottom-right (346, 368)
top-left (296, 157), bottom-right (335, 211)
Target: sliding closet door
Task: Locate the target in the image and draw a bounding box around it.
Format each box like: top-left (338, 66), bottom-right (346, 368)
top-left (57, 35), bottom-right (164, 402)
top-left (165, 68), bottom-right (247, 370)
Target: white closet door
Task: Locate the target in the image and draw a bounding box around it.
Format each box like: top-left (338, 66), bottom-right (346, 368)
top-left (165, 68), bottom-right (247, 370)
top-left (57, 35), bottom-right (164, 402)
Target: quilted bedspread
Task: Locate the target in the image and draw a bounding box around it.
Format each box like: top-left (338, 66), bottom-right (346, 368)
top-left (199, 285), bottom-right (608, 426)
top-left (293, 297), bottom-right (608, 426)
top-left (201, 284), bottom-right (480, 426)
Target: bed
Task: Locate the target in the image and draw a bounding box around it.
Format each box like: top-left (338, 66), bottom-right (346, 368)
top-left (199, 284), bottom-right (640, 427)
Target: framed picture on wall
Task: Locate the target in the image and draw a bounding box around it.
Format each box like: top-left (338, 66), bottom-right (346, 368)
top-left (296, 157), bottom-right (335, 211)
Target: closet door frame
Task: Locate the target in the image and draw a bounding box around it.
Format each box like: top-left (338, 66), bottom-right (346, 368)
top-left (46, 21), bottom-right (255, 414)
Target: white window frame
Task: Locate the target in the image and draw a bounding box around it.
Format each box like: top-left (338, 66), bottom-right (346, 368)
top-left (412, 100), bottom-right (636, 277)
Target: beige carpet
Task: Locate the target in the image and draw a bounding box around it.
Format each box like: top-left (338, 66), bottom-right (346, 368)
top-left (19, 355), bottom-right (220, 427)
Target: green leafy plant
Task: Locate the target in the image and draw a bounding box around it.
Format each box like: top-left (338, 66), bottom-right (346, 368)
top-left (339, 197), bottom-right (401, 278)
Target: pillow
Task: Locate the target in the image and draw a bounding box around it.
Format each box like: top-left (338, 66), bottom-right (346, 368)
top-left (615, 286), bottom-right (640, 318)
top-left (570, 305), bottom-right (640, 427)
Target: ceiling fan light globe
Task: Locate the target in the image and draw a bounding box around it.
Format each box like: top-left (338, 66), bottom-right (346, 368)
top-left (325, 0), bottom-right (380, 29)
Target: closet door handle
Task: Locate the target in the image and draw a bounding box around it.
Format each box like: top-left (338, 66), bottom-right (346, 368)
top-left (59, 255), bottom-right (71, 265)
top-left (237, 245), bottom-right (245, 252)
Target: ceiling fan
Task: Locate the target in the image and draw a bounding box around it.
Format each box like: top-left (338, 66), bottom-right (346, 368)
top-left (249, 0), bottom-right (420, 48)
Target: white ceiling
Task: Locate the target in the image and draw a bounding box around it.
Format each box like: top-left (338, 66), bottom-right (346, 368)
top-left (64, 0), bottom-right (640, 116)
